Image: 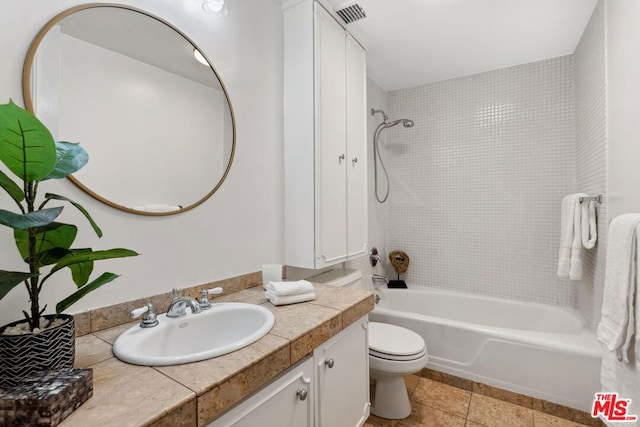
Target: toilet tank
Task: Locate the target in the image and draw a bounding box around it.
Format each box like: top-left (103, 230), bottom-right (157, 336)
top-left (308, 268), bottom-right (362, 288)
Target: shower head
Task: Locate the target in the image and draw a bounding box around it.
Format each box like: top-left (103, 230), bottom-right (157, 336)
top-left (386, 118), bottom-right (414, 128)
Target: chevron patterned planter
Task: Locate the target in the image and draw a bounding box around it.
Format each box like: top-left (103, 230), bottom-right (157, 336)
top-left (0, 315), bottom-right (75, 390)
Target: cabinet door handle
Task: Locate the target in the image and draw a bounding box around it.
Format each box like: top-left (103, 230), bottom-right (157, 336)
top-left (325, 358), bottom-right (335, 368)
top-left (338, 154), bottom-right (345, 163)
top-left (297, 389), bottom-right (308, 401)
top-left (352, 157), bottom-right (358, 166)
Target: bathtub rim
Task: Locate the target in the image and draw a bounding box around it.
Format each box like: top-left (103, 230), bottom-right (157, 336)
top-left (371, 285), bottom-right (602, 358)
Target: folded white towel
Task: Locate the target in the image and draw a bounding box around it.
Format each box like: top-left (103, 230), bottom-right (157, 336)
top-left (266, 280), bottom-right (315, 296)
top-left (265, 291), bottom-right (316, 306)
top-left (596, 214), bottom-right (640, 364)
top-left (558, 193), bottom-right (587, 280)
top-left (581, 201), bottom-right (598, 249)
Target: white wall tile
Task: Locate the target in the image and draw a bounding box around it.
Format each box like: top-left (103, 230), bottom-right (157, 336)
top-left (575, 0), bottom-right (607, 330)
top-left (383, 56), bottom-right (578, 306)
top-left (346, 78), bottom-right (388, 290)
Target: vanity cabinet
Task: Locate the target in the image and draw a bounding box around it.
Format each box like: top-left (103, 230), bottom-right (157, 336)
top-left (314, 316), bottom-right (370, 427)
top-left (208, 316), bottom-right (369, 427)
top-left (283, 0), bottom-right (368, 269)
top-left (208, 356), bottom-right (314, 427)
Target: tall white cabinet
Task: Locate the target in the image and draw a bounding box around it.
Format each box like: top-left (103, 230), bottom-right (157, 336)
top-left (283, 0), bottom-right (368, 269)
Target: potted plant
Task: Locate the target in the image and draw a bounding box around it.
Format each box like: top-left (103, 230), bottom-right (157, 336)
top-left (0, 100), bottom-right (138, 389)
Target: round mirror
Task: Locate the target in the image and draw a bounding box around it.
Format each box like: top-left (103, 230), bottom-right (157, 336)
top-left (23, 4), bottom-right (235, 215)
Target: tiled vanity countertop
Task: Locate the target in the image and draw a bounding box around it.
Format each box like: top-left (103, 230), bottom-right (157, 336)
top-left (61, 283), bottom-right (374, 427)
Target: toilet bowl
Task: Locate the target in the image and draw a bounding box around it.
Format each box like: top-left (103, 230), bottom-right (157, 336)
top-left (309, 268), bottom-right (428, 420)
top-left (368, 321), bottom-right (428, 419)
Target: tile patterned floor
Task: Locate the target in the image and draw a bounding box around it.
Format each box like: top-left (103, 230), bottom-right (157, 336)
top-left (365, 376), bottom-right (595, 427)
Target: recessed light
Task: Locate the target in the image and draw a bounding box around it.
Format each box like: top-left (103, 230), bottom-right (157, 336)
top-left (202, 0), bottom-right (228, 16)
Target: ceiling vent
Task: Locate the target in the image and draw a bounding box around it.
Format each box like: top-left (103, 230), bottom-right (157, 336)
top-left (335, 3), bottom-right (366, 24)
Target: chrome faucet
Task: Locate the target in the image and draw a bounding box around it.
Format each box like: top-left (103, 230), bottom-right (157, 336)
top-left (372, 274), bottom-right (389, 285)
top-left (369, 247), bottom-right (386, 270)
top-left (197, 287), bottom-right (224, 310)
top-left (166, 289), bottom-right (202, 318)
top-left (370, 247), bottom-right (389, 286)
top-left (131, 303), bottom-right (159, 328)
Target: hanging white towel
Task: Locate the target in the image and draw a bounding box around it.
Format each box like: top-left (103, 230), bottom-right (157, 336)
top-left (596, 214), bottom-right (640, 364)
top-left (558, 193), bottom-right (587, 280)
top-left (581, 201), bottom-right (598, 249)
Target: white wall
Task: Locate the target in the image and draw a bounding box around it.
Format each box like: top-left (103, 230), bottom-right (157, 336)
top-left (0, 0), bottom-right (284, 325)
top-left (599, 0), bottom-right (640, 418)
top-left (606, 0), bottom-right (640, 218)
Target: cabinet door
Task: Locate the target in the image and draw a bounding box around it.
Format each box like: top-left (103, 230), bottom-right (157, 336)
top-left (345, 33), bottom-right (368, 259)
top-left (315, 317), bottom-right (370, 427)
top-left (315, 3), bottom-right (347, 267)
top-left (208, 357), bottom-right (314, 427)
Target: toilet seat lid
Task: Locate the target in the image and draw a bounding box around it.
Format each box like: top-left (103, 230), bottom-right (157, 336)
top-left (368, 322), bottom-right (426, 357)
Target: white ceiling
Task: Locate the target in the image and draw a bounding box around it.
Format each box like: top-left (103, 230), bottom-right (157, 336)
top-left (322, 0), bottom-right (598, 91)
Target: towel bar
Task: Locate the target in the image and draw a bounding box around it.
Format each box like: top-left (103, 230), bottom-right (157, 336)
top-left (579, 195), bottom-right (602, 204)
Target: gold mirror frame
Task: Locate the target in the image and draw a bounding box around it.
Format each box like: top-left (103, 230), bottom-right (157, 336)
top-left (22, 3), bottom-right (236, 216)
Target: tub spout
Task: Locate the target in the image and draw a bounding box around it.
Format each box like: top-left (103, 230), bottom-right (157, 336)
top-left (372, 274), bottom-right (389, 285)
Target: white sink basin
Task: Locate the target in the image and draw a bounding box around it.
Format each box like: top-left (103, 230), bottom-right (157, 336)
top-left (113, 302), bottom-right (275, 366)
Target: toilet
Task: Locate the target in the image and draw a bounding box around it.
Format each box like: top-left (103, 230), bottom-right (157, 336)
top-left (310, 268), bottom-right (428, 419)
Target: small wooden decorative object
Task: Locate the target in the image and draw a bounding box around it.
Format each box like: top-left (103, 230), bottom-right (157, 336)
top-left (388, 250), bottom-right (410, 288)
top-left (389, 250), bottom-right (410, 274)
top-left (0, 368), bottom-right (93, 427)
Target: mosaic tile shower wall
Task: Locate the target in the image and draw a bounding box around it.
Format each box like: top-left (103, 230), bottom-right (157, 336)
top-left (384, 56), bottom-right (577, 306)
top-left (346, 79), bottom-right (388, 280)
top-left (575, 0), bottom-right (607, 330)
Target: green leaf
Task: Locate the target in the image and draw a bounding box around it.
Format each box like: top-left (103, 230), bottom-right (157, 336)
top-left (0, 100), bottom-right (56, 181)
top-left (36, 247), bottom-right (73, 267)
top-left (0, 169), bottom-right (24, 204)
top-left (44, 193), bottom-right (102, 237)
top-left (67, 249), bottom-right (93, 287)
top-left (14, 222), bottom-right (77, 263)
top-left (50, 248), bottom-right (138, 275)
top-left (0, 270), bottom-right (35, 300)
top-left (0, 206), bottom-right (62, 230)
top-left (43, 142), bottom-right (89, 180)
top-left (56, 272), bottom-right (120, 314)
top-left (69, 262), bottom-right (93, 287)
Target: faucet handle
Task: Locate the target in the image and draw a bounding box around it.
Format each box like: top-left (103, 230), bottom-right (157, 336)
top-left (198, 287), bottom-right (224, 310)
top-left (131, 305), bottom-right (149, 319)
top-left (131, 303), bottom-right (159, 328)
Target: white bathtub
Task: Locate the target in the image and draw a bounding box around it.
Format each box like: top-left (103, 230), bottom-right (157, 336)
top-left (369, 286), bottom-right (602, 412)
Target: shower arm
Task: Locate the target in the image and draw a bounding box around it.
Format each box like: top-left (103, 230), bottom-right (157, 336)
top-left (371, 108), bottom-right (388, 123)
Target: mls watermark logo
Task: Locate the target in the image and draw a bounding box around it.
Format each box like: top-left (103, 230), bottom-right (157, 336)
top-left (591, 393), bottom-right (638, 422)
